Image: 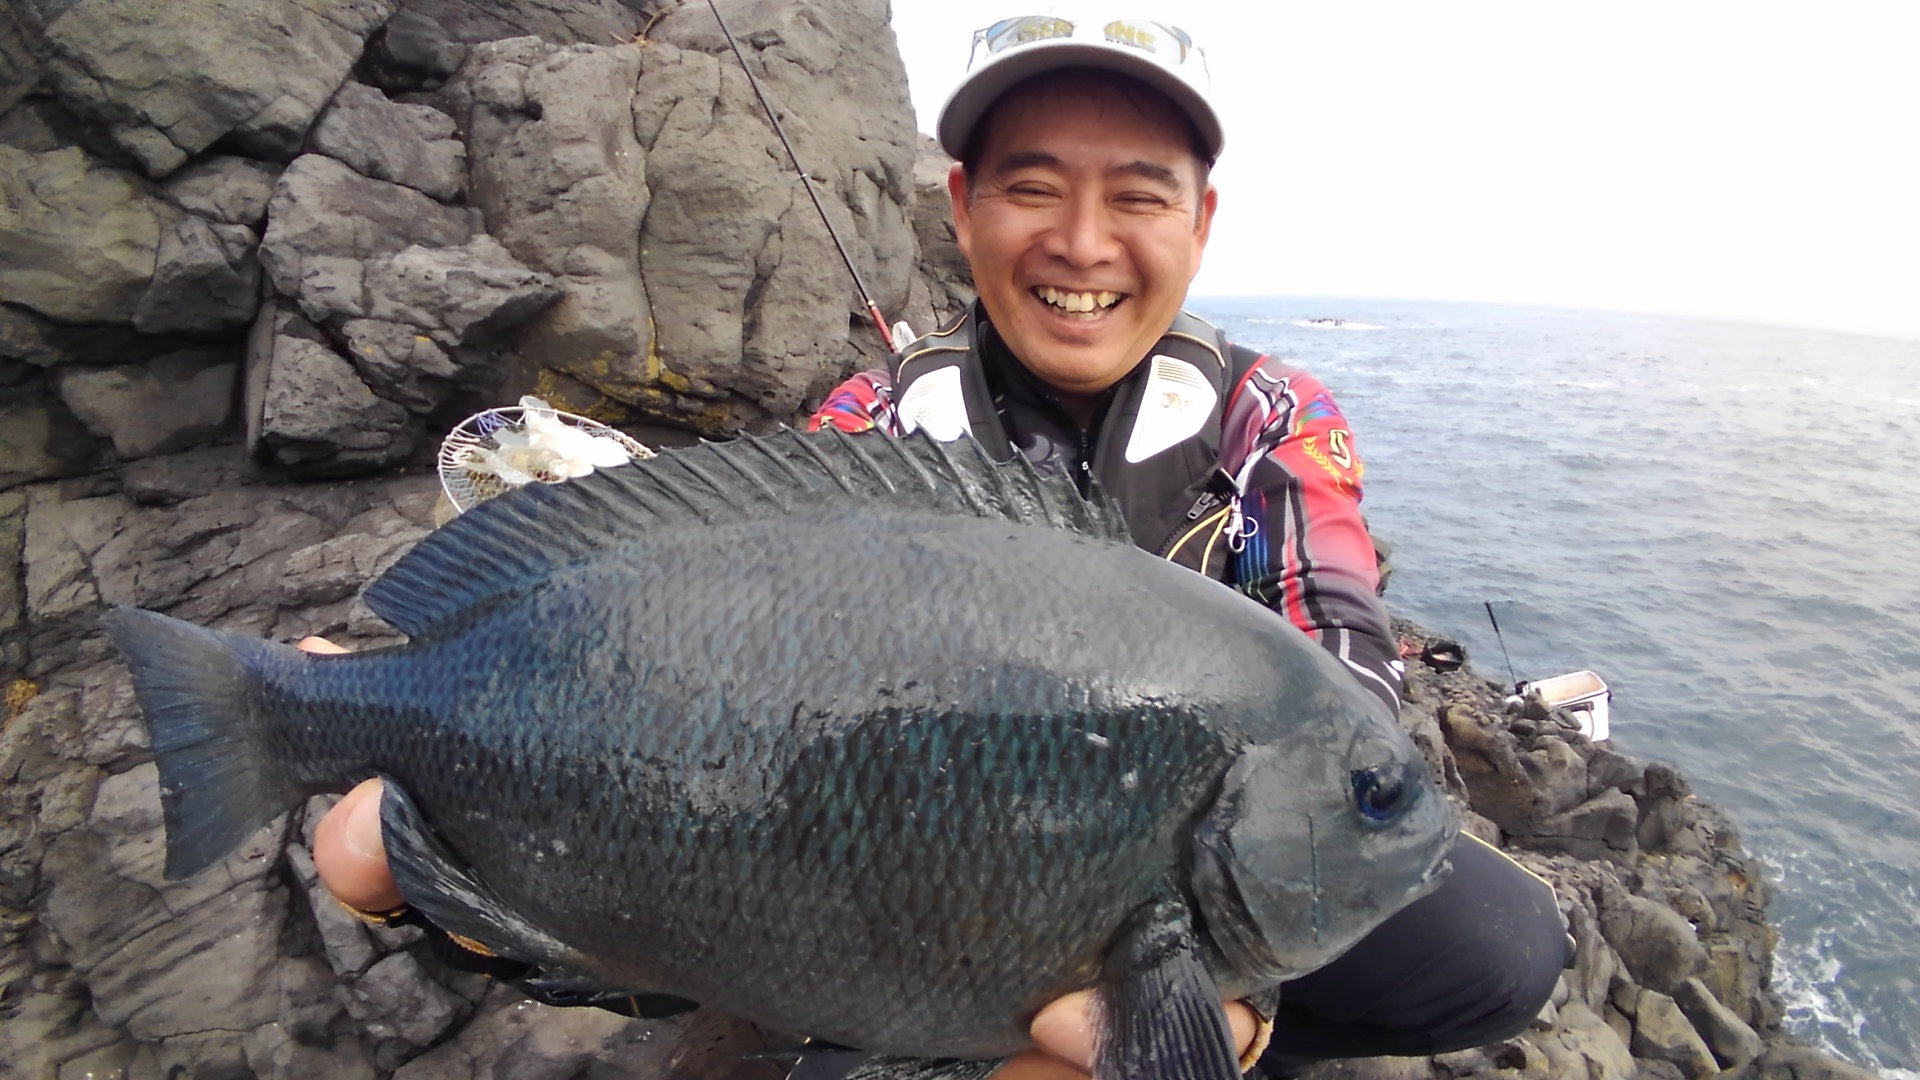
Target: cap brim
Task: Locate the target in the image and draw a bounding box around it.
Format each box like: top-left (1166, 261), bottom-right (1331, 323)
top-left (936, 40), bottom-right (1224, 163)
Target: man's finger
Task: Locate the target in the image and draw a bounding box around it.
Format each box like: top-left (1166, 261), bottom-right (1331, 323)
top-left (1027, 991), bottom-right (1098, 1072)
top-left (296, 636), bottom-right (350, 655)
top-left (311, 778), bottom-right (403, 913)
top-left (1019, 990), bottom-right (1260, 1078)
top-left (990, 1049), bottom-right (1092, 1080)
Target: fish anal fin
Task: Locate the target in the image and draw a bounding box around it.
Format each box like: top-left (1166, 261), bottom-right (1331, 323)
top-left (1094, 896), bottom-right (1243, 1080)
top-left (378, 778), bottom-right (583, 976)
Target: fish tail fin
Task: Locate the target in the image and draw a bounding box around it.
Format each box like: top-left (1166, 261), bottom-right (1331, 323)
top-left (102, 607), bottom-right (303, 880)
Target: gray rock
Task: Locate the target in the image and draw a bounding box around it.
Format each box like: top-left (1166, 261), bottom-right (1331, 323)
top-left (1585, 746), bottom-right (1647, 798)
top-left (0, 96), bottom-right (87, 154)
top-left (1440, 703), bottom-right (1536, 833)
top-left (1702, 934), bottom-right (1776, 1030)
top-left (345, 951), bottom-right (466, 1048)
top-left (1672, 976), bottom-right (1765, 1070)
top-left (119, 444), bottom-right (240, 506)
top-left (132, 214), bottom-right (262, 334)
top-left (1636, 1058), bottom-right (1690, 1080)
top-left (633, 0), bottom-right (920, 429)
top-left (907, 134), bottom-right (974, 325)
top-left (1723, 1046), bottom-right (1883, 1080)
top-left (245, 1021), bottom-right (379, 1080)
top-left (278, 527), bottom-right (428, 610)
top-left (1514, 788), bottom-right (1639, 864)
top-left (310, 81), bottom-right (468, 201)
top-left (1639, 792), bottom-right (1718, 859)
top-left (55, 350), bottom-right (240, 459)
top-left (339, 317), bottom-right (464, 412)
top-left (30, 0), bottom-right (397, 175)
top-left (449, 37), bottom-right (653, 404)
top-left (1293, 1055), bottom-right (1435, 1080)
top-left (157, 155), bottom-right (282, 226)
top-left (389, 984), bottom-right (668, 1080)
top-left (1629, 989), bottom-right (1719, 1080)
top-left (0, 146), bottom-right (166, 324)
top-left (272, 952), bottom-right (355, 1044)
top-left (359, 10), bottom-right (467, 92)
top-left (393, 0), bottom-right (645, 47)
top-left (246, 302), bottom-right (415, 474)
top-left (22, 487), bottom-right (104, 622)
top-left (363, 237), bottom-right (561, 345)
top-left (0, 488), bottom-right (25, 658)
top-left (1, 302), bottom-right (189, 371)
top-left (1531, 1000), bottom-right (1636, 1080)
top-left (1599, 887), bottom-right (1708, 993)
top-left (1521, 735), bottom-right (1587, 818)
top-left (259, 154), bottom-right (474, 326)
top-left (0, 966), bottom-right (133, 1080)
top-left (55, 1040), bottom-right (138, 1080)
top-left (40, 823), bottom-right (287, 1044)
top-left (2, 7), bottom-right (43, 117)
top-left (139, 1028), bottom-right (254, 1080)
top-left (285, 843), bottom-right (380, 976)
top-left (0, 385), bottom-right (104, 492)
top-left (1565, 898), bottom-right (1621, 1014)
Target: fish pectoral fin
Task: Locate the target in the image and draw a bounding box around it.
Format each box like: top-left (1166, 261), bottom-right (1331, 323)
top-left (378, 778), bottom-right (578, 972)
top-left (1094, 897), bottom-right (1243, 1080)
top-left (840, 1057), bottom-right (1004, 1080)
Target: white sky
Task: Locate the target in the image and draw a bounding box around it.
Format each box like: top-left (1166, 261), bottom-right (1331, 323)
top-left (887, 3), bottom-right (1920, 340)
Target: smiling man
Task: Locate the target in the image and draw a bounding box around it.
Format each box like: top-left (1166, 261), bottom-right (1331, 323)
top-left (312, 14), bottom-right (1568, 1080)
top-left (804, 15), bottom-right (1572, 1078)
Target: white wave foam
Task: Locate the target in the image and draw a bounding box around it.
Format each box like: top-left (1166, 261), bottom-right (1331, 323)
top-left (1292, 318), bottom-right (1384, 331)
top-left (1770, 931), bottom-right (1915, 1076)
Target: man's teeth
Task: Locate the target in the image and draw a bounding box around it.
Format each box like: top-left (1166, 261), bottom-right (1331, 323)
top-left (1035, 286), bottom-right (1123, 314)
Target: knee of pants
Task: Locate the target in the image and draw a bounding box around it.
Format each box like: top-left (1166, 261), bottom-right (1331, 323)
top-left (1266, 833), bottom-right (1573, 1060)
top-left (1422, 842), bottom-right (1572, 1049)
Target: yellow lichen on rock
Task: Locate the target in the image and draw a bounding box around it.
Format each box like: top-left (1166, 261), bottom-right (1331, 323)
top-left (5, 679), bottom-right (37, 725)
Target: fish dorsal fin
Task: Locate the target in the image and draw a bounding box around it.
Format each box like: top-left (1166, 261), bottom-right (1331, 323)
top-left (365, 428), bottom-right (1130, 638)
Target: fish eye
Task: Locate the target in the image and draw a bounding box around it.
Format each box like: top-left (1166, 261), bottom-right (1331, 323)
top-left (1350, 763), bottom-right (1413, 824)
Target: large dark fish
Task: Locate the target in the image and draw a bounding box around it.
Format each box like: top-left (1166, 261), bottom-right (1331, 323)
top-left (105, 429), bottom-right (1455, 1080)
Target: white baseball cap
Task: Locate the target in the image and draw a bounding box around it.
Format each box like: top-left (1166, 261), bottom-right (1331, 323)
top-left (937, 16), bottom-right (1223, 164)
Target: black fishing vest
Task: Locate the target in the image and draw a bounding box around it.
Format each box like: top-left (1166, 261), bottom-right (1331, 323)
top-left (887, 304), bottom-right (1262, 580)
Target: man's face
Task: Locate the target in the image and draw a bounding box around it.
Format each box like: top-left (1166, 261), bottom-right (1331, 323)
top-left (950, 75), bottom-right (1217, 400)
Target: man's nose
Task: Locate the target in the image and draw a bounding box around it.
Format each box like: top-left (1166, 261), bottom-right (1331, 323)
top-left (1041, 193), bottom-right (1121, 266)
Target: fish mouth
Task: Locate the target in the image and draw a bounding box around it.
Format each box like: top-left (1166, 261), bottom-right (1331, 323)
top-left (1032, 285), bottom-right (1128, 320)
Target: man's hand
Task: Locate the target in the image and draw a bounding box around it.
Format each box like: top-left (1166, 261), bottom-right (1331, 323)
top-left (996, 991), bottom-right (1261, 1079)
top-left (299, 637), bottom-right (405, 914)
top-left (294, 642), bottom-right (1264, 1077)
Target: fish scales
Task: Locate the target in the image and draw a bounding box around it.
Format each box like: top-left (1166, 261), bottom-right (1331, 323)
top-left (257, 516), bottom-right (1249, 1041)
top-left (106, 429), bottom-right (1455, 1076)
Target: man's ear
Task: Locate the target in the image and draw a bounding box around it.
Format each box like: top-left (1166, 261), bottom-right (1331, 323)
top-left (948, 163), bottom-right (974, 261)
top-left (1190, 183), bottom-right (1219, 278)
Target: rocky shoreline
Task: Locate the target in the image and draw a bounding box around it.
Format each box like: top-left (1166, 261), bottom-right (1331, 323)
top-left (0, 1), bottom-right (1886, 1078)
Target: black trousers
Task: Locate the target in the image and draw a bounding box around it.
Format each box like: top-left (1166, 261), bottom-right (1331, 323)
top-left (790, 833), bottom-right (1570, 1079)
top-left (1258, 832), bottom-right (1571, 1069)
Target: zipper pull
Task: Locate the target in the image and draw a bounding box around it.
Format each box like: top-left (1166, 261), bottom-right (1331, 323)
top-left (1224, 496), bottom-right (1258, 554)
top-left (1186, 492), bottom-right (1221, 520)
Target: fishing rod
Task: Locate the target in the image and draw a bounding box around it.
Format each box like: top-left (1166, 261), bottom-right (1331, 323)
top-left (1483, 601), bottom-right (1521, 692)
top-left (702, 0), bottom-right (897, 353)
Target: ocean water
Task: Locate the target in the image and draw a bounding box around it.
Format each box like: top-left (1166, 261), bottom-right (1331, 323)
top-left (1191, 297), bottom-right (1920, 1076)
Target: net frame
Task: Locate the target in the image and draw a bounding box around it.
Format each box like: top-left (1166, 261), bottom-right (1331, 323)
top-left (436, 399), bottom-right (654, 515)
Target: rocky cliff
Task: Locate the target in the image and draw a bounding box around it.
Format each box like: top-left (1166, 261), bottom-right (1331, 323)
top-left (0, 1), bottom-right (1883, 1078)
